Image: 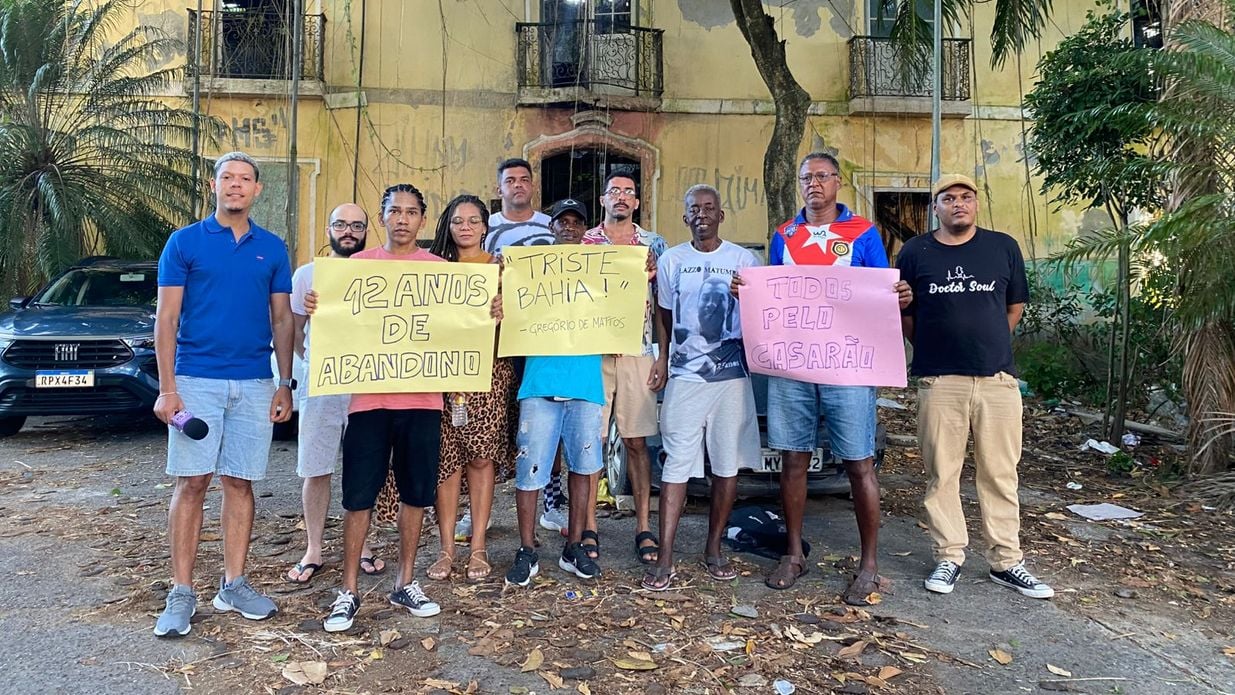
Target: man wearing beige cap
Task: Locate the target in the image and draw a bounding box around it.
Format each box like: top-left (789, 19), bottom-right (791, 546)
top-left (896, 174), bottom-right (1053, 599)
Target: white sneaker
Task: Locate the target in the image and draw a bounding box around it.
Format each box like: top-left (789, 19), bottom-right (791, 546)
top-left (990, 563), bottom-right (1054, 599)
top-left (324, 590), bottom-right (359, 633)
top-left (539, 507), bottom-right (567, 532)
top-left (454, 511), bottom-right (493, 544)
top-left (389, 580), bottom-right (441, 617)
top-left (924, 560), bottom-right (961, 594)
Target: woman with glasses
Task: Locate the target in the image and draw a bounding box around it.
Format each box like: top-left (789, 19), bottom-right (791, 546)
top-left (419, 194), bottom-right (518, 581)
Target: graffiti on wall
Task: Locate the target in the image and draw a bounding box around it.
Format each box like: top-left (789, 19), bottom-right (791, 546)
top-left (675, 166), bottom-right (763, 212)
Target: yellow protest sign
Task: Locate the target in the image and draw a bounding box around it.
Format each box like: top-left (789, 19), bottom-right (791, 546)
top-left (498, 244), bottom-right (646, 357)
top-left (308, 256), bottom-right (498, 395)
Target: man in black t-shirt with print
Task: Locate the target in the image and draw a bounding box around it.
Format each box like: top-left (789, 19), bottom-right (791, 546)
top-left (896, 174), bottom-right (1054, 600)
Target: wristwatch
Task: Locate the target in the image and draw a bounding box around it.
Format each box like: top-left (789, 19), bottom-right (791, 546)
top-left (278, 378), bottom-right (297, 390)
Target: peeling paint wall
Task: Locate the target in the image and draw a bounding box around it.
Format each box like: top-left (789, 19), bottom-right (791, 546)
top-left (117, 0), bottom-right (1095, 265)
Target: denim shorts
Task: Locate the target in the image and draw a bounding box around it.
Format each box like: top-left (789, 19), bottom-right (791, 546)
top-left (514, 397), bottom-right (604, 491)
top-left (165, 375), bottom-right (275, 481)
top-left (296, 393), bottom-right (350, 478)
top-left (766, 376), bottom-right (876, 461)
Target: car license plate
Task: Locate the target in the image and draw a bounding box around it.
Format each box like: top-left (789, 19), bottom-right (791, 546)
top-left (35, 370), bottom-right (95, 388)
top-left (760, 448), bottom-right (825, 473)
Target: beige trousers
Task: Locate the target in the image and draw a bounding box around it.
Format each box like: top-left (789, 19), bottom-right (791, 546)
top-left (918, 372), bottom-right (1023, 571)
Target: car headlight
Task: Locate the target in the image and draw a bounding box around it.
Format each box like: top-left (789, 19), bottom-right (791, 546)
top-left (122, 336), bottom-right (156, 349)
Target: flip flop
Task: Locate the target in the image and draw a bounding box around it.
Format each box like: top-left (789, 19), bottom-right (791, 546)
top-left (703, 556), bottom-right (738, 581)
top-left (634, 531), bottom-right (659, 565)
top-left (360, 555), bottom-right (386, 576)
top-left (640, 565), bottom-right (677, 592)
top-left (286, 562), bottom-right (322, 585)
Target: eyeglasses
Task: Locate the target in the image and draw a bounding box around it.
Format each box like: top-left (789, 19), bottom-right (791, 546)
top-left (450, 216), bottom-right (484, 227)
top-left (605, 187), bottom-right (637, 198)
top-left (799, 172), bottom-right (840, 185)
top-left (329, 220), bottom-right (368, 233)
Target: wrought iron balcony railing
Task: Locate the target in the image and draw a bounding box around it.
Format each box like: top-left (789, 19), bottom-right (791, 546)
top-left (516, 21), bottom-right (663, 97)
top-left (188, 9), bottom-right (325, 81)
top-left (848, 36), bottom-right (971, 101)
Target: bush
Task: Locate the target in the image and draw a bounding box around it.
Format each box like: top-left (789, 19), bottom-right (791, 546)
top-left (1014, 263), bottom-right (1179, 409)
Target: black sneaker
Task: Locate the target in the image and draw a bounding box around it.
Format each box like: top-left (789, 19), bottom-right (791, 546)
top-left (323, 590), bottom-right (359, 632)
top-left (558, 541), bottom-right (602, 579)
top-left (505, 546), bottom-right (540, 587)
top-left (990, 563), bottom-right (1054, 599)
top-left (924, 560), bottom-right (961, 594)
top-left (389, 580), bottom-right (441, 617)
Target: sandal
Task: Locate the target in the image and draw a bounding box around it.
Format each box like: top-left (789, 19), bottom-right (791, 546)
top-left (640, 565), bottom-right (676, 591)
top-left (360, 555), bottom-right (386, 576)
top-left (842, 570), bottom-right (889, 606)
top-left (466, 549), bottom-right (492, 581)
top-left (703, 555), bottom-right (738, 581)
top-left (286, 562), bottom-right (323, 584)
top-left (765, 554), bottom-right (807, 590)
top-left (580, 529), bottom-right (600, 560)
top-left (634, 530), bottom-right (659, 565)
top-left (426, 551), bottom-right (454, 581)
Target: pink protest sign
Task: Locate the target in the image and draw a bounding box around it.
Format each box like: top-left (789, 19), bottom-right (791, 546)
top-left (738, 265), bottom-right (907, 387)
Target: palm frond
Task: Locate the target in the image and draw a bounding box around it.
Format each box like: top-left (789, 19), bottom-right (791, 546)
top-left (0, 0), bottom-right (225, 294)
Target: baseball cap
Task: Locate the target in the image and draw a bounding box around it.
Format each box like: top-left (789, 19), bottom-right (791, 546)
top-left (547, 198), bottom-right (587, 222)
top-left (931, 174), bottom-right (978, 199)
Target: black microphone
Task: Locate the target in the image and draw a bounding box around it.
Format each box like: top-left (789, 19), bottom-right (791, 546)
top-left (170, 410), bottom-right (209, 441)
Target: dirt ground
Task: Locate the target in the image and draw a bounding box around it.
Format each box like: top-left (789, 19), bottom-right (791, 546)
top-left (1, 393), bottom-right (1233, 695)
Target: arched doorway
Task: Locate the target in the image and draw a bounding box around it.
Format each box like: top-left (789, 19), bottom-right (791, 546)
top-left (540, 149), bottom-right (641, 227)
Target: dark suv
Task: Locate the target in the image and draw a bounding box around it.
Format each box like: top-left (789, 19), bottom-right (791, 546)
top-left (0, 258), bottom-right (160, 436)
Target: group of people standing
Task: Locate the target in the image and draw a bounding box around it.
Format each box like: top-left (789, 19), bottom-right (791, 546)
top-left (150, 149), bottom-right (1054, 641)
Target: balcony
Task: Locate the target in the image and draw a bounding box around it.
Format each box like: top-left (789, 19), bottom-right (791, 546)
top-left (187, 9), bottom-right (325, 96)
top-left (515, 21), bottom-right (663, 109)
top-left (847, 36), bottom-right (972, 117)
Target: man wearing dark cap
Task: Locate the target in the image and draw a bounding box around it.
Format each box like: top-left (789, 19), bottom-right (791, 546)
top-left (897, 174), bottom-right (1053, 600)
top-left (504, 199), bottom-right (606, 587)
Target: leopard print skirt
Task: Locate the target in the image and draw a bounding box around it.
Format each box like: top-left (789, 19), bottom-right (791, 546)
top-left (372, 358), bottom-right (519, 527)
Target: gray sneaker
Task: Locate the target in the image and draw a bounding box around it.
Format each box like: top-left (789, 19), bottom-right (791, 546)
top-left (212, 575), bottom-right (277, 620)
top-left (153, 584), bottom-right (197, 637)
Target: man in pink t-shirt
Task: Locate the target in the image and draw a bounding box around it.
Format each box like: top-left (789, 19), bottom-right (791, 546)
top-left (305, 184), bottom-right (501, 633)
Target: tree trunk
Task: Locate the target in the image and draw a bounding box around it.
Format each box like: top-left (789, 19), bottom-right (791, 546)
top-left (729, 0), bottom-right (812, 237)
top-left (1183, 323), bottom-right (1235, 474)
top-left (1106, 232), bottom-right (1131, 444)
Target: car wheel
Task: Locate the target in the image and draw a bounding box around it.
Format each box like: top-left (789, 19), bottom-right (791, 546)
top-left (272, 413), bottom-right (298, 442)
top-left (603, 415), bottom-right (632, 496)
top-left (0, 416), bottom-right (26, 437)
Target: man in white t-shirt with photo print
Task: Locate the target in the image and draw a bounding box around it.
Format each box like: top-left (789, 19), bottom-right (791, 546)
top-left (641, 184), bottom-right (760, 591)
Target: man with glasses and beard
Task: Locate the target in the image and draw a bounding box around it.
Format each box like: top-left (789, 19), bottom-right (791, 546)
top-left (286, 203), bottom-right (387, 584)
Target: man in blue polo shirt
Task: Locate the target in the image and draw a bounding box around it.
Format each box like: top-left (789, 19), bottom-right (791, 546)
top-left (152, 151), bottom-right (295, 637)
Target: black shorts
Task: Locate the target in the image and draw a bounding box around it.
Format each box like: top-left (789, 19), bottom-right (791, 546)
top-left (341, 408), bottom-right (441, 511)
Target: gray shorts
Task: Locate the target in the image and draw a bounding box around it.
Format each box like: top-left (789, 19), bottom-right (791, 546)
top-left (296, 393), bottom-right (351, 477)
top-left (165, 375), bottom-right (275, 481)
top-left (658, 377), bottom-right (760, 484)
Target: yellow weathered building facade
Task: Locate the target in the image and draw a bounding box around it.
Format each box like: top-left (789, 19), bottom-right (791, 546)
top-left (129, 0), bottom-right (1114, 266)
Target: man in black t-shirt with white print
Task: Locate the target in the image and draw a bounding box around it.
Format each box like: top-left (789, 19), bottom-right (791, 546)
top-left (896, 174), bottom-right (1053, 600)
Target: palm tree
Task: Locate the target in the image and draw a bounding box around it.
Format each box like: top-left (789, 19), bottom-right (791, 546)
top-left (1050, 0), bottom-right (1235, 475)
top-left (883, 0), bottom-right (1055, 70)
top-left (1151, 0), bottom-right (1235, 475)
top-left (0, 0), bottom-right (223, 296)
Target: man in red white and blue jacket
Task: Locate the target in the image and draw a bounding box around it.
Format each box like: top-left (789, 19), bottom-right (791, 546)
top-left (735, 152), bottom-right (911, 604)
